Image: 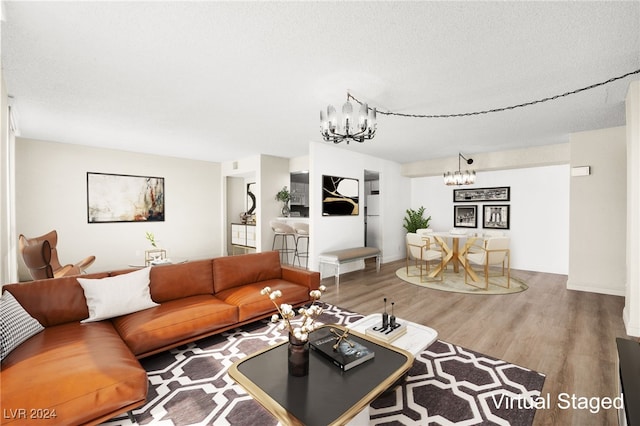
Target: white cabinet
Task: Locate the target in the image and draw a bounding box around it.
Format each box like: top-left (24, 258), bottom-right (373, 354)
top-left (231, 223), bottom-right (256, 248)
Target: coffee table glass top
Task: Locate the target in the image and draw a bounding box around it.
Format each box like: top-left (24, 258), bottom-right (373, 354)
top-left (228, 324), bottom-right (414, 426)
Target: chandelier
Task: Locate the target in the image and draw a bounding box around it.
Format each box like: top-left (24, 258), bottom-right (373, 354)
top-left (444, 153), bottom-right (476, 186)
top-left (320, 93), bottom-right (377, 144)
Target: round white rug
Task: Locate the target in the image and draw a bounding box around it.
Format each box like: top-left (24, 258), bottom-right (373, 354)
top-left (396, 266), bottom-right (528, 295)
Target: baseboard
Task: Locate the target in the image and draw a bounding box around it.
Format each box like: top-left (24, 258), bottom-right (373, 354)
top-left (381, 254), bottom-right (404, 263)
top-left (566, 280), bottom-right (625, 297)
top-left (623, 306), bottom-right (640, 337)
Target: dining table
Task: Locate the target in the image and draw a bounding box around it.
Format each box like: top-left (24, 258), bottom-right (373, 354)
top-left (422, 231), bottom-right (482, 281)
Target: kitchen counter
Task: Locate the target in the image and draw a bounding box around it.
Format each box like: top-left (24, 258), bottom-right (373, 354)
top-left (276, 217), bottom-right (309, 222)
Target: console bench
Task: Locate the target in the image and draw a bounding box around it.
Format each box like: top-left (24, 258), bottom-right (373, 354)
top-left (318, 247), bottom-right (381, 286)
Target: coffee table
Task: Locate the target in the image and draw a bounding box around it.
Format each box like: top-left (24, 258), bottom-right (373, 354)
top-left (228, 324), bottom-right (414, 426)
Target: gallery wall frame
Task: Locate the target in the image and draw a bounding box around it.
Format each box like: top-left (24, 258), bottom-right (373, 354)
top-left (322, 175), bottom-right (359, 216)
top-left (453, 186), bottom-right (510, 202)
top-left (87, 172), bottom-right (165, 223)
top-left (483, 204), bottom-right (510, 230)
top-left (454, 205), bottom-right (477, 228)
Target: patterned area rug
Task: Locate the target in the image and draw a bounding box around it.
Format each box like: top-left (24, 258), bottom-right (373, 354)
top-left (103, 304), bottom-right (544, 426)
top-left (396, 267), bottom-right (528, 295)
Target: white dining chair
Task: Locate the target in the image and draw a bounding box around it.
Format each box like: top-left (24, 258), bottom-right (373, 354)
top-left (464, 237), bottom-right (510, 289)
top-left (406, 232), bottom-right (444, 282)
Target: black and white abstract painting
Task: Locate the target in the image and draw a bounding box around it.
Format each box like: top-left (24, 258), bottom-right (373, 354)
top-left (322, 175), bottom-right (359, 216)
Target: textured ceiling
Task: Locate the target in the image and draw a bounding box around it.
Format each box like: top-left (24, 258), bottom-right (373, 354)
top-left (2, 1), bottom-right (639, 164)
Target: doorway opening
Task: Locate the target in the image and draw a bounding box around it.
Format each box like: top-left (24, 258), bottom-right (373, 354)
top-left (364, 170), bottom-right (380, 248)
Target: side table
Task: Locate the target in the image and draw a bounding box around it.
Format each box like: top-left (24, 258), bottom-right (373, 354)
top-left (349, 314), bottom-right (438, 356)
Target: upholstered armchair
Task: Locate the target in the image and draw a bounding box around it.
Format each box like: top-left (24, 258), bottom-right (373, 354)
top-left (464, 237), bottom-right (510, 289)
top-left (19, 230), bottom-right (95, 280)
top-left (406, 232), bottom-right (444, 282)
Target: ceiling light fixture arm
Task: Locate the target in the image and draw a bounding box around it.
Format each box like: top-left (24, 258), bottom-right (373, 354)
top-left (444, 152), bottom-right (476, 186)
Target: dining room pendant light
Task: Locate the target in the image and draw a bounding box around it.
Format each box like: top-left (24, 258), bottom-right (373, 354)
top-left (444, 153), bottom-right (476, 186)
top-left (320, 93), bottom-right (377, 144)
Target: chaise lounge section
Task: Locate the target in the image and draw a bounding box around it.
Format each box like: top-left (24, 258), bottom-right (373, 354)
top-left (1, 251), bottom-right (320, 425)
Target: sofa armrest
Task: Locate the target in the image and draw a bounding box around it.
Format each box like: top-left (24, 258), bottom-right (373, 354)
top-left (281, 265), bottom-right (320, 291)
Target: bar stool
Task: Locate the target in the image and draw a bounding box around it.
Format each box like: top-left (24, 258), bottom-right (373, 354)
top-left (292, 222), bottom-right (309, 268)
top-left (270, 220), bottom-right (296, 265)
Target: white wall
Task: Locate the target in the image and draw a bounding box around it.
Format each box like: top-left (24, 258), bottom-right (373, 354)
top-left (410, 165), bottom-right (570, 274)
top-left (15, 138), bottom-right (222, 279)
top-left (568, 126), bottom-right (627, 296)
top-left (625, 80), bottom-right (640, 336)
top-left (259, 155), bottom-right (291, 252)
top-left (225, 176), bottom-right (246, 255)
top-left (0, 73), bottom-right (18, 285)
top-left (309, 142), bottom-right (411, 277)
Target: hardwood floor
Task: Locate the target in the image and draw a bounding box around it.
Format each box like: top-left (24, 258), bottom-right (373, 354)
top-left (320, 259), bottom-right (633, 426)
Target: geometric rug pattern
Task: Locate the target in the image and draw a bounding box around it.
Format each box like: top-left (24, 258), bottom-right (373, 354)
top-left (371, 340), bottom-right (546, 425)
top-left (397, 266), bottom-right (528, 295)
top-left (102, 304), bottom-right (544, 426)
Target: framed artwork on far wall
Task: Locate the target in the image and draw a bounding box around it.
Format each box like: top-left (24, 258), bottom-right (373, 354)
top-left (454, 205), bottom-right (477, 228)
top-left (453, 186), bottom-right (510, 202)
top-left (483, 205), bottom-right (510, 229)
top-left (322, 175), bottom-right (359, 216)
top-left (87, 172), bottom-right (165, 223)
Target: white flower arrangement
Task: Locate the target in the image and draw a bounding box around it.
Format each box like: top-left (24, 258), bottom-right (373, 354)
top-left (261, 285), bottom-right (327, 342)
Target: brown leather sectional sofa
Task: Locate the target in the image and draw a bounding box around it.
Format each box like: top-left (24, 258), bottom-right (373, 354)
top-left (1, 251), bottom-right (320, 425)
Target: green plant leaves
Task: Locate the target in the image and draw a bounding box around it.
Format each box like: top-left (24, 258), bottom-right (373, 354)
top-left (403, 206), bottom-right (431, 233)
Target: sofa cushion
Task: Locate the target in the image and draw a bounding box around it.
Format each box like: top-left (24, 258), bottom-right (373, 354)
top-left (111, 295), bottom-right (238, 357)
top-left (0, 321), bottom-right (147, 425)
top-left (148, 259), bottom-right (215, 302)
top-left (78, 267), bottom-right (159, 323)
top-left (213, 251), bottom-right (282, 293)
top-left (215, 279), bottom-right (310, 322)
top-left (2, 272), bottom-right (110, 326)
top-left (0, 291), bottom-right (45, 361)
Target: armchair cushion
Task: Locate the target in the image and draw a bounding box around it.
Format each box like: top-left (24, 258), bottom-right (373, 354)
top-left (20, 240), bottom-right (54, 279)
top-left (0, 291), bottom-right (45, 360)
top-left (78, 267), bottom-right (158, 323)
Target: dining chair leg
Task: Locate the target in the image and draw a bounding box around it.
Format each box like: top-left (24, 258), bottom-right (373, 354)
top-left (484, 263), bottom-right (489, 289)
top-left (506, 253), bottom-right (511, 288)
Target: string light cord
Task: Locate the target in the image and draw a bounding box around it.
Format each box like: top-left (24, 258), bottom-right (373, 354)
top-left (347, 68), bottom-right (640, 119)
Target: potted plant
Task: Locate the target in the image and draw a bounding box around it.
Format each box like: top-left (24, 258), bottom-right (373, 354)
top-left (275, 186), bottom-right (291, 217)
top-left (403, 206), bottom-right (431, 233)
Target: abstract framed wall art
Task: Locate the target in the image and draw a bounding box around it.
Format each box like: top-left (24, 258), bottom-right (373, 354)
top-left (483, 204), bottom-right (510, 229)
top-left (87, 172), bottom-right (165, 223)
top-left (453, 186), bottom-right (510, 202)
top-left (322, 175), bottom-right (359, 216)
top-left (454, 205), bottom-right (477, 228)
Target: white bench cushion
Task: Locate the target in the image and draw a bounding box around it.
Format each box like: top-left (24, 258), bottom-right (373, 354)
top-left (319, 247), bottom-right (380, 263)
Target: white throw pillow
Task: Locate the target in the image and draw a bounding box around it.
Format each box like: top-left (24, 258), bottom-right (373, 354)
top-left (0, 291), bottom-right (45, 361)
top-left (78, 267), bottom-right (159, 323)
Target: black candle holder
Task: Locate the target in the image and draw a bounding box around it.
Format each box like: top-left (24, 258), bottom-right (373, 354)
top-left (381, 297), bottom-right (389, 328)
top-left (372, 298), bottom-right (402, 334)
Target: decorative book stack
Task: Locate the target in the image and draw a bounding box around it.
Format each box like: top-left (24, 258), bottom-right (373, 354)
top-left (365, 298), bottom-right (406, 343)
top-left (310, 328), bottom-right (375, 371)
top-left (365, 321), bottom-right (407, 343)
